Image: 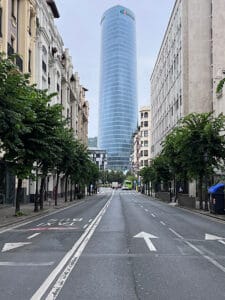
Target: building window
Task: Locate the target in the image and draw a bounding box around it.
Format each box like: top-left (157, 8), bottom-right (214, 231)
top-left (144, 150), bottom-right (148, 156)
top-left (144, 130), bottom-right (148, 137)
top-left (29, 10), bottom-right (32, 35)
top-left (8, 36), bottom-right (15, 56)
top-left (70, 106), bottom-right (72, 128)
top-left (28, 49), bottom-right (31, 73)
top-left (42, 61), bottom-right (46, 73)
top-left (42, 46), bottom-right (47, 74)
top-left (144, 121), bottom-right (148, 127)
top-left (0, 7), bottom-right (2, 37)
top-left (11, 0), bottom-right (15, 17)
top-left (144, 140), bottom-right (148, 147)
top-left (144, 160), bottom-right (148, 166)
top-left (144, 112), bottom-right (148, 118)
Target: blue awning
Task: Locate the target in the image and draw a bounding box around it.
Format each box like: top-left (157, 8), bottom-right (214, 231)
top-left (208, 183), bottom-right (225, 193)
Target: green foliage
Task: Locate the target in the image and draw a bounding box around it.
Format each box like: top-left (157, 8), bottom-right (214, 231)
top-left (216, 78), bottom-right (225, 93)
top-left (0, 55), bottom-right (99, 211)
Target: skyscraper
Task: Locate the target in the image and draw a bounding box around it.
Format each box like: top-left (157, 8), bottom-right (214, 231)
top-left (98, 5), bottom-right (138, 171)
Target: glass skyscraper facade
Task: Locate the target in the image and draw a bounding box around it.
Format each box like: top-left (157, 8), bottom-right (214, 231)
top-left (98, 5), bottom-right (138, 171)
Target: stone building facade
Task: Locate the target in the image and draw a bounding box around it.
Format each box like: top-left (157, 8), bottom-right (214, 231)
top-left (139, 106), bottom-right (151, 168)
top-left (150, 0), bottom-right (225, 195)
top-left (131, 106), bottom-right (151, 176)
top-left (0, 0), bottom-right (89, 203)
top-left (151, 0), bottom-right (225, 157)
top-left (0, 0), bottom-right (36, 81)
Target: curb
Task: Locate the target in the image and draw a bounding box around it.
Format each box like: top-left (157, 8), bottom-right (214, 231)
top-left (177, 206), bottom-right (225, 223)
top-left (141, 193), bottom-right (225, 223)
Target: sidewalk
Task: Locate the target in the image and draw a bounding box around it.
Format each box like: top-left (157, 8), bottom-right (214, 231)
top-left (177, 204), bottom-right (225, 222)
top-left (143, 193), bottom-right (225, 223)
top-left (0, 196), bottom-right (85, 229)
top-left (169, 199), bottom-right (225, 222)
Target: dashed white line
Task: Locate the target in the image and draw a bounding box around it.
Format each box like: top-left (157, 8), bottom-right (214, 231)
top-left (83, 224), bottom-right (88, 229)
top-left (88, 219), bottom-right (93, 223)
top-left (168, 227), bottom-right (225, 274)
top-left (144, 209), bottom-right (148, 212)
top-left (169, 228), bottom-right (183, 239)
top-left (160, 221), bottom-right (166, 226)
top-left (151, 213), bottom-right (156, 218)
top-left (27, 233), bottom-right (40, 240)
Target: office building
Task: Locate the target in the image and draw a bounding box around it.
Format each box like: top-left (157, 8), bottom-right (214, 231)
top-left (98, 5), bottom-right (138, 171)
top-left (150, 0), bottom-right (225, 195)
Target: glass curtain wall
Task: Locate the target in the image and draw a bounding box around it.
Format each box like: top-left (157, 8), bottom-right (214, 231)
top-left (98, 5), bottom-right (138, 171)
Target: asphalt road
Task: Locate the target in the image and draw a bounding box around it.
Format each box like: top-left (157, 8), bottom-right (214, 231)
top-left (0, 188), bottom-right (225, 300)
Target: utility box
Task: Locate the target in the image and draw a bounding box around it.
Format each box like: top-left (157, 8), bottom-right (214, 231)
top-left (208, 183), bottom-right (225, 214)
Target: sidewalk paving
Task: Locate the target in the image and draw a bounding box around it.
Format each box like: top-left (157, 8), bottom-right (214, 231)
top-left (178, 204), bottom-right (225, 222)
top-left (169, 200), bottom-right (225, 222)
top-left (0, 197), bottom-right (85, 229)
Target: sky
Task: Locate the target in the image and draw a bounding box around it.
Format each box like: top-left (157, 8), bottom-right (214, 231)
top-left (55, 0), bottom-right (175, 138)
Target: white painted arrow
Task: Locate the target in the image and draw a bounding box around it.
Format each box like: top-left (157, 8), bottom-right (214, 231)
top-left (134, 231), bottom-right (158, 252)
top-left (1, 242), bottom-right (31, 252)
top-left (205, 234), bottom-right (225, 246)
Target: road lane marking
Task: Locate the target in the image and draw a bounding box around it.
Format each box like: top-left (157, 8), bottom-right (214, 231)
top-left (151, 213), bottom-right (156, 218)
top-left (0, 261), bottom-right (54, 266)
top-left (2, 242), bottom-right (31, 252)
top-left (31, 194), bottom-right (113, 300)
top-left (169, 228), bottom-right (184, 239)
top-left (205, 233), bottom-right (225, 246)
top-left (83, 224), bottom-right (88, 229)
top-left (134, 232), bottom-right (158, 252)
top-left (27, 233), bottom-right (40, 240)
top-left (144, 209), bottom-right (148, 212)
top-left (169, 228), bottom-right (225, 274)
top-left (0, 200), bottom-right (85, 234)
top-left (88, 219), bottom-right (93, 223)
top-left (27, 227), bottom-right (78, 231)
top-left (160, 221), bottom-right (166, 226)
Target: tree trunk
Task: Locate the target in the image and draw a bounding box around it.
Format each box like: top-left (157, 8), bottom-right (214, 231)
top-left (15, 178), bottom-right (23, 214)
top-left (44, 179), bottom-right (47, 202)
top-left (74, 184), bottom-right (77, 200)
top-left (34, 173), bottom-right (39, 212)
top-left (198, 176), bottom-right (203, 209)
top-left (70, 181), bottom-right (73, 202)
top-left (204, 176), bottom-right (209, 211)
top-left (55, 172), bottom-right (60, 206)
top-left (65, 175), bottom-right (68, 202)
top-left (39, 176), bottom-right (45, 210)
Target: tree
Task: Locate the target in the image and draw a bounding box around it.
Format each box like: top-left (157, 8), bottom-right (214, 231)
top-left (0, 56), bottom-right (41, 213)
top-left (162, 112), bottom-right (225, 209)
top-left (31, 93), bottom-right (64, 211)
